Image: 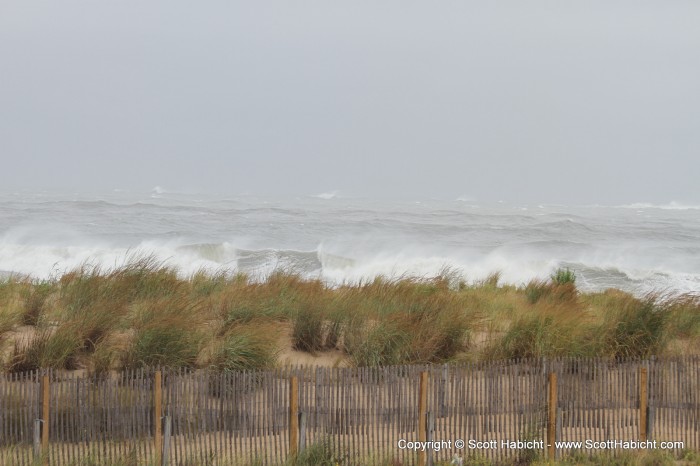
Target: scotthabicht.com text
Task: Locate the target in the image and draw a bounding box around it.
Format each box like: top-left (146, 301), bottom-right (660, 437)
top-left (397, 438), bottom-right (684, 452)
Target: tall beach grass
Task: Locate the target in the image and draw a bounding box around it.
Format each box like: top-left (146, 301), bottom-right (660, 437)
top-left (1, 260), bottom-right (698, 372)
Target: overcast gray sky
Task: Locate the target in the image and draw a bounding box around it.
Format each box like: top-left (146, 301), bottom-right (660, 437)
top-left (1, 1), bottom-right (699, 204)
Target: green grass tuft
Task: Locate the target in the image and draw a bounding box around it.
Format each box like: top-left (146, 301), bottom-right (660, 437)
top-left (208, 327), bottom-right (278, 372)
top-left (551, 267), bottom-right (576, 285)
top-left (601, 294), bottom-right (669, 358)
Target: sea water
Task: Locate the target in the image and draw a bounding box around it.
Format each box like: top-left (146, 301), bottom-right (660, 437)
top-left (1, 189), bottom-right (698, 297)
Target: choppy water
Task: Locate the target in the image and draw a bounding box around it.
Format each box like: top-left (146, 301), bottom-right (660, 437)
top-left (1, 189), bottom-right (699, 296)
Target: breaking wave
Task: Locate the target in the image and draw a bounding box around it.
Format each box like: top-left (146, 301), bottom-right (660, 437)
top-left (1, 195), bottom-right (698, 297)
top-left (615, 202), bottom-right (700, 210)
top-left (313, 191), bottom-right (339, 200)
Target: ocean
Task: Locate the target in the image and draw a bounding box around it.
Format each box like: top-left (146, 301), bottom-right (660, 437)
top-left (1, 189), bottom-right (698, 297)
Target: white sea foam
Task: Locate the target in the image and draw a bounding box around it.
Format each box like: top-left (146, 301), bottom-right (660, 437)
top-left (0, 236), bottom-right (697, 296)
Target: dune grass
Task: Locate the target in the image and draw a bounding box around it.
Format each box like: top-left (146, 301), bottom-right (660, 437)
top-left (1, 260), bottom-right (699, 373)
top-left (0, 279), bottom-right (24, 336)
top-left (206, 324), bottom-right (279, 372)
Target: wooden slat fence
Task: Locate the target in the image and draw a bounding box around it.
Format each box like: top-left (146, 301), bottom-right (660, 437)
top-left (1, 357), bottom-right (698, 465)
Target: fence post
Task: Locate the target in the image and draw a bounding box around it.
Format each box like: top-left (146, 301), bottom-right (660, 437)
top-left (41, 374), bottom-right (49, 465)
top-left (547, 372), bottom-right (557, 460)
top-left (639, 367), bottom-right (648, 441)
top-left (290, 376), bottom-right (299, 456)
top-left (162, 415), bottom-right (171, 466)
top-left (155, 370), bottom-right (162, 466)
top-left (418, 371), bottom-right (429, 466)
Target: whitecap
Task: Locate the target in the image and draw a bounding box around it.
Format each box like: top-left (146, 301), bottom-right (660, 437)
top-left (313, 191), bottom-right (339, 200)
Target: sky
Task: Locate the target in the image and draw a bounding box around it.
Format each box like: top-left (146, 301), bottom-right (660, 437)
top-left (1, 1), bottom-right (699, 205)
